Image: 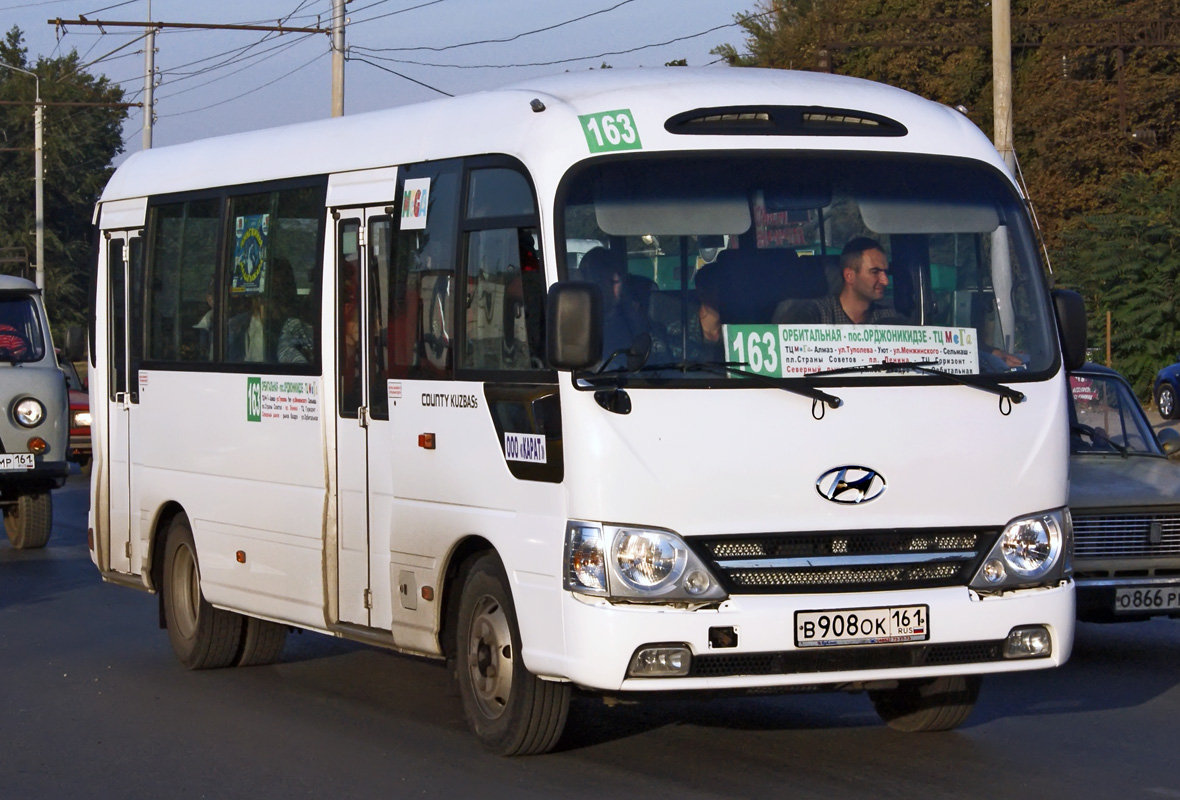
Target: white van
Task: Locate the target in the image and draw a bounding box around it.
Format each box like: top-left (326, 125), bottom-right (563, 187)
top-left (88, 68), bottom-right (1086, 754)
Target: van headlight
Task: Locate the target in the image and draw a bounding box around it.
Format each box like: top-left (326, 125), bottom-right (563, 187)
top-left (971, 508), bottom-right (1069, 591)
top-left (564, 521), bottom-right (727, 603)
top-left (13, 397), bottom-right (45, 428)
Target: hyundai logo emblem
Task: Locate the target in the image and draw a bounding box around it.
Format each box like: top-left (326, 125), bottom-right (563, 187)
top-left (816, 466), bottom-right (886, 504)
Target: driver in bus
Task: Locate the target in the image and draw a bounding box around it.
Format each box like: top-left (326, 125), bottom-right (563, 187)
top-left (775, 237), bottom-right (908, 326)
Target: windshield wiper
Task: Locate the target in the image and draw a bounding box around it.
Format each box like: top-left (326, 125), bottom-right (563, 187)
top-left (1071, 423), bottom-right (1129, 457)
top-left (806, 360), bottom-right (1026, 404)
top-left (578, 358), bottom-right (843, 409)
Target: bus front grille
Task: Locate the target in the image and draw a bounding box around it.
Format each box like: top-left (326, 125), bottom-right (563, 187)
top-left (692, 529), bottom-right (997, 595)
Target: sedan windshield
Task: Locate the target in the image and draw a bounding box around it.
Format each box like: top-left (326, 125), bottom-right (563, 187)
top-left (558, 153), bottom-right (1057, 384)
top-left (1070, 372), bottom-right (1161, 456)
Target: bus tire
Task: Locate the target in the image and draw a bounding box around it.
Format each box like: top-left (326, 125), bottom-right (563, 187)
top-left (455, 554), bottom-right (570, 756)
top-left (4, 492), bottom-right (53, 550)
top-left (235, 616), bottom-right (288, 667)
top-left (869, 674), bottom-right (981, 732)
top-left (163, 515), bottom-right (243, 670)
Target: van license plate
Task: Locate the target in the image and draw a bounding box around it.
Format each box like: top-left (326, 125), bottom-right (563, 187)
top-left (0, 453), bottom-right (35, 471)
top-left (795, 605), bottom-right (929, 647)
top-left (1114, 587), bottom-right (1180, 613)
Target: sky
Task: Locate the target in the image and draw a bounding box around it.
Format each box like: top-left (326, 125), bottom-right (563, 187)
top-left (3, 0), bottom-right (760, 162)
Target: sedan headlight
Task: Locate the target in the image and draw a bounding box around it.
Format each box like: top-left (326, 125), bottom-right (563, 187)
top-left (564, 521), bottom-right (727, 603)
top-left (13, 398), bottom-right (45, 428)
top-left (971, 508), bottom-right (1070, 591)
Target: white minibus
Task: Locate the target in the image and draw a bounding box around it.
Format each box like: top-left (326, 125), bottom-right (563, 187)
top-left (89, 68), bottom-right (1086, 754)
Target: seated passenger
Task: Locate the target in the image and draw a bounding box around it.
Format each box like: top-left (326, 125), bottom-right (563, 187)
top-left (581, 247), bottom-right (648, 364)
top-left (775, 237), bottom-right (907, 325)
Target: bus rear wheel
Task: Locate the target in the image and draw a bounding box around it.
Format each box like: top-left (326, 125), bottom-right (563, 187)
top-left (868, 674), bottom-right (981, 732)
top-left (4, 492), bottom-right (53, 550)
top-left (162, 515), bottom-right (243, 670)
top-left (235, 616), bottom-right (288, 667)
top-left (455, 554), bottom-right (570, 756)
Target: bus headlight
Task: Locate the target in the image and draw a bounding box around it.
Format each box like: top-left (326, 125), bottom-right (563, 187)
top-left (13, 398), bottom-right (45, 428)
top-left (971, 509), bottom-right (1068, 591)
top-left (564, 521), bottom-right (727, 603)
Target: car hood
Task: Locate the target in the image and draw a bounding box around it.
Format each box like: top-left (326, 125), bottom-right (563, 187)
top-left (1069, 454), bottom-right (1180, 512)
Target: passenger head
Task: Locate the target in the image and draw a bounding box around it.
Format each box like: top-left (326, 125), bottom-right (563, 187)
top-left (268, 257), bottom-right (298, 318)
top-left (694, 261), bottom-right (723, 342)
top-left (840, 237), bottom-right (889, 304)
top-left (580, 247), bottom-right (624, 307)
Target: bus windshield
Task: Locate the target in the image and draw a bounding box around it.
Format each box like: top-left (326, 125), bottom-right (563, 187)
top-left (558, 153), bottom-right (1057, 383)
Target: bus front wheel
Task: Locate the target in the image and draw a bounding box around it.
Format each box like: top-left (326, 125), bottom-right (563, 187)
top-left (162, 515), bottom-right (243, 670)
top-left (455, 554), bottom-right (570, 755)
top-left (868, 674), bottom-right (981, 732)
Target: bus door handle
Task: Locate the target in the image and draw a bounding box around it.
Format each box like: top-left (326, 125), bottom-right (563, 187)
top-left (358, 406), bottom-right (369, 429)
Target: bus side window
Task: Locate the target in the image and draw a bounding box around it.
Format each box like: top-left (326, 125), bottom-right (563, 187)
top-left (387, 160), bottom-right (460, 380)
top-left (224, 186), bottom-right (323, 368)
top-left (146, 198), bottom-right (219, 364)
top-left (459, 165), bottom-right (546, 373)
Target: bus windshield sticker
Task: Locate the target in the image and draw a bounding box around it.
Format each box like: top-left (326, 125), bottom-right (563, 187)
top-left (579, 109), bottom-right (643, 154)
top-left (504, 432), bottom-right (547, 463)
top-left (401, 178), bottom-right (431, 230)
top-left (232, 214), bottom-right (269, 294)
top-left (723, 324), bottom-right (981, 378)
top-left (246, 376), bottom-right (321, 423)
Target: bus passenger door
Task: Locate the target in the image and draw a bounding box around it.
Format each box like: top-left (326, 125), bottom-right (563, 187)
top-left (334, 209), bottom-right (395, 628)
top-left (105, 233), bottom-right (141, 574)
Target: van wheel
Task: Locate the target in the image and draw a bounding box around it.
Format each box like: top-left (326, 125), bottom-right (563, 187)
top-left (163, 515), bottom-right (243, 669)
top-left (235, 616), bottom-right (288, 667)
top-left (869, 675), bottom-right (981, 732)
top-left (4, 492), bottom-right (53, 549)
top-left (455, 554), bottom-right (570, 755)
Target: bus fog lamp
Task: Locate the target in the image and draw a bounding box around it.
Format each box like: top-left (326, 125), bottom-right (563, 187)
top-left (628, 645), bottom-right (691, 677)
top-left (1003, 625), bottom-right (1052, 659)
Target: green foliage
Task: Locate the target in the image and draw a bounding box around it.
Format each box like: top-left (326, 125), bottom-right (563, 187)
top-left (0, 26), bottom-right (128, 332)
top-left (1057, 173), bottom-right (1180, 399)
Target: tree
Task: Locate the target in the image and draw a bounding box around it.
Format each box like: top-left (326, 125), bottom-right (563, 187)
top-left (1056, 173), bottom-right (1180, 398)
top-left (0, 26), bottom-right (128, 330)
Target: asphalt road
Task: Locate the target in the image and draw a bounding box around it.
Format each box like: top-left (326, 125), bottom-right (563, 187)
top-left (6, 473), bottom-right (1180, 799)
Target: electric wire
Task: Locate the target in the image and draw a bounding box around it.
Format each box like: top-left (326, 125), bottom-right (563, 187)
top-left (158, 49), bottom-right (326, 118)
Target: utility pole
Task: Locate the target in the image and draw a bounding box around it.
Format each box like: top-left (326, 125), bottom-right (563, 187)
top-left (0, 64), bottom-right (44, 293)
top-left (144, 0), bottom-right (155, 149)
top-left (992, 0), bottom-right (1015, 173)
top-left (332, 0), bottom-right (346, 117)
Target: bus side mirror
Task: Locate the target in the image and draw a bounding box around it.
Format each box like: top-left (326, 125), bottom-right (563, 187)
top-left (1052, 289), bottom-right (1086, 371)
top-left (546, 283), bottom-right (602, 371)
top-left (62, 324), bottom-right (87, 363)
